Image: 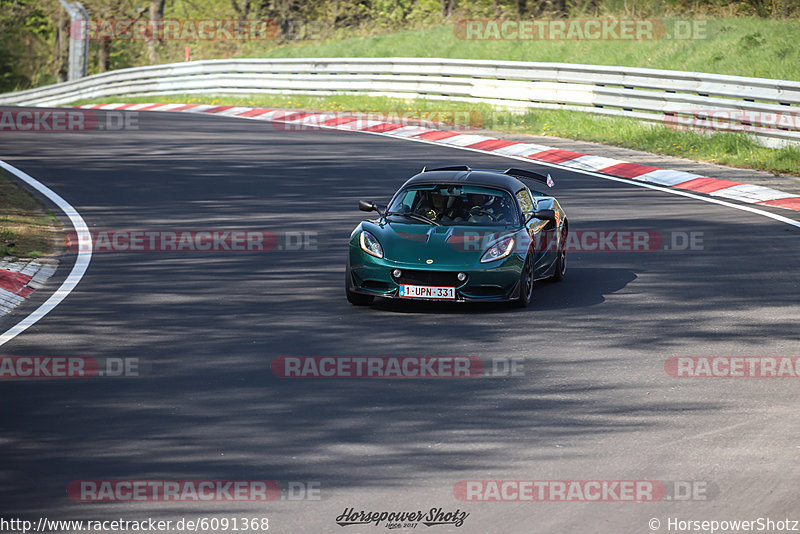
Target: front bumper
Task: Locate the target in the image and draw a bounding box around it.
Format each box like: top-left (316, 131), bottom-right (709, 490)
top-left (347, 247), bottom-right (524, 302)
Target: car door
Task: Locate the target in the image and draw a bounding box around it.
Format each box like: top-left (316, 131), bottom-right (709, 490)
top-left (516, 187), bottom-right (550, 271)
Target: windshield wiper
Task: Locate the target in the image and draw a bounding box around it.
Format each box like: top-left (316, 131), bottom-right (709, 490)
top-left (385, 211), bottom-right (441, 226)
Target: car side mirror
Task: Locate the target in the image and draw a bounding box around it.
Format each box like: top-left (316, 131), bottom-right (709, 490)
top-left (359, 200), bottom-right (378, 212)
top-left (525, 209), bottom-right (556, 223)
top-left (359, 200), bottom-right (386, 217)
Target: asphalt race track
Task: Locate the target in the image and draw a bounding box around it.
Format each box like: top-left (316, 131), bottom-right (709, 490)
top-left (1, 109), bottom-right (799, 533)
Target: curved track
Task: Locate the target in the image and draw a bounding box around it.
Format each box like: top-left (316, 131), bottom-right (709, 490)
top-left (1, 110), bottom-right (799, 533)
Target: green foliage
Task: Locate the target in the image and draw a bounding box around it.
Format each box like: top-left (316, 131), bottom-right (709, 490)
top-left (0, 0), bottom-right (56, 91)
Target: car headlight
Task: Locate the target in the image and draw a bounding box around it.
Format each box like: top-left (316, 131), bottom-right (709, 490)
top-left (480, 236), bottom-right (515, 263)
top-left (360, 230), bottom-right (384, 258)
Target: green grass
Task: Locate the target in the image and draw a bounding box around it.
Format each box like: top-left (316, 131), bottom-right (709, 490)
top-left (0, 170), bottom-right (60, 258)
top-left (141, 18), bottom-right (800, 81)
top-left (230, 19), bottom-right (800, 81)
top-left (76, 93), bottom-right (800, 176)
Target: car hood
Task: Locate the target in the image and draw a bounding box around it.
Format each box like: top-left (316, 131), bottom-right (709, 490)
top-left (363, 220), bottom-right (519, 267)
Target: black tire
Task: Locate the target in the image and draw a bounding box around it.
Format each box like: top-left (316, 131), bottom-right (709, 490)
top-left (345, 262), bottom-right (374, 306)
top-left (549, 226), bottom-right (567, 282)
top-left (512, 254), bottom-right (534, 308)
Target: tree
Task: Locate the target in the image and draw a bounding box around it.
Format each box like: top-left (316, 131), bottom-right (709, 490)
top-left (148, 0), bottom-right (166, 63)
top-left (231, 0), bottom-right (252, 18)
top-left (0, 0), bottom-right (55, 90)
top-left (441, 0), bottom-right (457, 18)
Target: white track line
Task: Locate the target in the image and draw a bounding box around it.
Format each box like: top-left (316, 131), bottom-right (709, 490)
top-left (0, 160), bottom-right (92, 346)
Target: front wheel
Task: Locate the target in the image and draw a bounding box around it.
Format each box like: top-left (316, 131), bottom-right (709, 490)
top-left (512, 254), bottom-right (534, 308)
top-left (549, 227), bottom-right (567, 282)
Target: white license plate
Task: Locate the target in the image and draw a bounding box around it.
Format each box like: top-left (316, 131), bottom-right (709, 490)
top-left (398, 284), bottom-right (456, 300)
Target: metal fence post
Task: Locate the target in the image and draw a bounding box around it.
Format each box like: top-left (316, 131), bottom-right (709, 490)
top-left (58, 0), bottom-right (89, 81)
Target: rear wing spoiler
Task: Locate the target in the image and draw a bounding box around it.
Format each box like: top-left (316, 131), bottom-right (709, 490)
top-left (503, 168), bottom-right (554, 188)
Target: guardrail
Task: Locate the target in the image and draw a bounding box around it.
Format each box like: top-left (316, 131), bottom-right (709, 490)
top-left (1, 57), bottom-right (799, 147)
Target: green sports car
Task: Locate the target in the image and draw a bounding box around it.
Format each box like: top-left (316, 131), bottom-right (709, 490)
top-left (346, 166), bottom-right (568, 307)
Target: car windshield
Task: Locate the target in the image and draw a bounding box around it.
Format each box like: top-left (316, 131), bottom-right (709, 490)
top-left (387, 184), bottom-right (519, 226)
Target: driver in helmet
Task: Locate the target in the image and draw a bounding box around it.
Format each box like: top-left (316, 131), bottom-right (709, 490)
top-left (418, 191), bottom-right (452, 221)
top-left (467, 193), bottom-right (494, 222)
top-left (486, 194), bottom-right (513, 221)
top-left (467, 192), bottom-right (512, 222)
